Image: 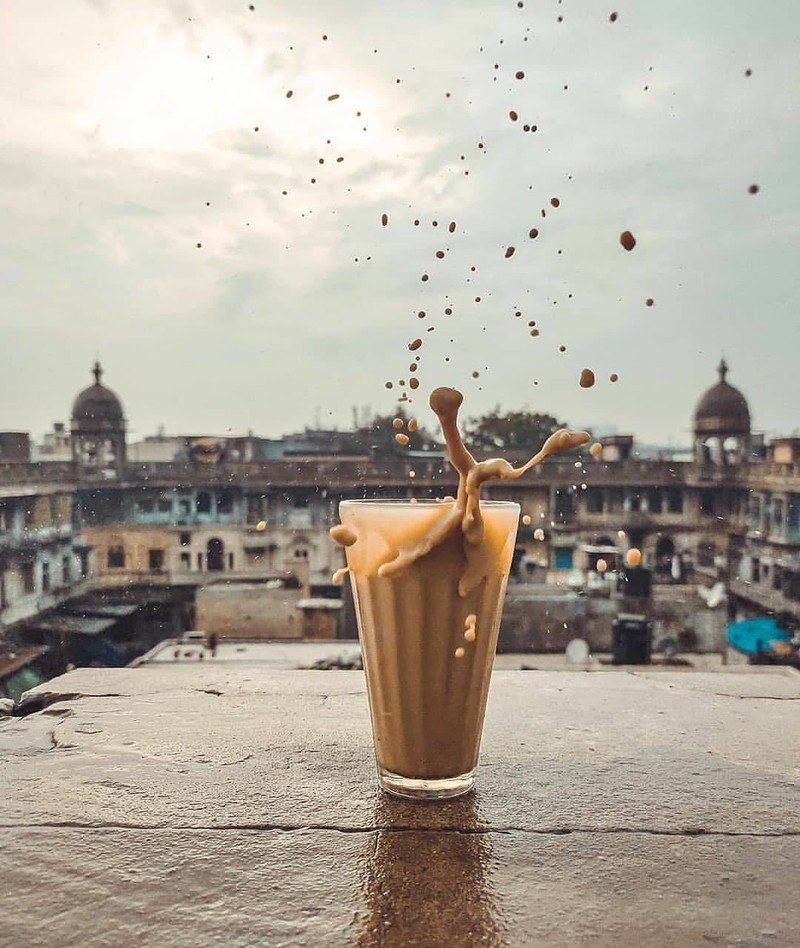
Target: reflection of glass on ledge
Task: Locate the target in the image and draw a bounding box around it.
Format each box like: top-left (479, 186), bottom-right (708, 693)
top-left (357, 795), bottom-right (503, 947)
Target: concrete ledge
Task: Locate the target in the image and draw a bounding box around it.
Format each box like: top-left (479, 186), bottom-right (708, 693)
top-left (2, 667), bottom-right (799, 945)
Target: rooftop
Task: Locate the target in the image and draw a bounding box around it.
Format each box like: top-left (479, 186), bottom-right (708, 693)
top-left (2, 663), bottom-right (799, 946)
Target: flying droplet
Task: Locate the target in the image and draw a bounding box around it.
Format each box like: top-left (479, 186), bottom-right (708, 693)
top-left (619, 230), bottom-right (636, 251)
top-left (625, 548), bottom-right (642, 568)
top-left (505, 246), bottom-right (516, 258)
top-left (579, 368), bottom-right (596, 388)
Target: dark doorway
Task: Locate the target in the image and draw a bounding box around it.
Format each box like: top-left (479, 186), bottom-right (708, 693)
top-left (655, 536), bottom-right (675, 559)
top-left (207, 538), bottom-right (225, 571)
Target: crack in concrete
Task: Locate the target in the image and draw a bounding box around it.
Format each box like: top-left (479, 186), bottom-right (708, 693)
top-left (3, 821), bottom-right (798, 839)
top-left (712, 693), bottom-right (800, 701)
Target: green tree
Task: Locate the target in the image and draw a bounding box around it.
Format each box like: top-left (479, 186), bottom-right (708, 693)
top-left (463, 407), bottom-right (566, 454)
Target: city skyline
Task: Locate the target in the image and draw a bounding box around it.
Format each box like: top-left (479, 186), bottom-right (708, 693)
top-left (1, 1), bottom-right (798, 444)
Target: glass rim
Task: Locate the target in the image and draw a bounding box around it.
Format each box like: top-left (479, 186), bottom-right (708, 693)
top-left (339, 498), bottom-right (520, 509)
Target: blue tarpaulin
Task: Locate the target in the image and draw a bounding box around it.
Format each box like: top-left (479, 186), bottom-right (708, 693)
top-left (727, 617), bottom-right (791, 655)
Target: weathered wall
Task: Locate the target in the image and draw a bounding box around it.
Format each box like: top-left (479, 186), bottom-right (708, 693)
top-left (196, 583), bottom-right (304, 639)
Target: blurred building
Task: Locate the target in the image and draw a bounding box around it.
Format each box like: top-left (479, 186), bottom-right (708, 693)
top-left (0, 360), bottom-right (798, 675)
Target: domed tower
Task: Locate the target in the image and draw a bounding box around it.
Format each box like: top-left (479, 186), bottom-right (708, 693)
top-left (693, 359), bottom-right (751, 465)
top-left (70, 361), bottom-right (127, 477)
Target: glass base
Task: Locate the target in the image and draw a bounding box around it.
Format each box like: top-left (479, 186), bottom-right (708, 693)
top-left (378, 767), bottom-right (476, 800)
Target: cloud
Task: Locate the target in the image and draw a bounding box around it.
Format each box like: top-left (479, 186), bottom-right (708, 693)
top-left (0, 0), bottom-right (798, 444)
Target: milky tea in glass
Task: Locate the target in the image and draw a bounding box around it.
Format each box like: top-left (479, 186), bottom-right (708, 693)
top-left (339, 499), bottom-right (519, 799)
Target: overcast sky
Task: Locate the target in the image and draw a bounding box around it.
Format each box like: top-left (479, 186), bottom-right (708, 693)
top-left (1, 0), bottom-right (798, 446)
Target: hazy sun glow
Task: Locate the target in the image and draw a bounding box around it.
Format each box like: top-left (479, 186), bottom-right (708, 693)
top-left (82, 26), bottom-right (398, 158)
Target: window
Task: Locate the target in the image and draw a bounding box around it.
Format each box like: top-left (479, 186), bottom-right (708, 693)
top-left (554, 489), bottom-right (574, 520)
top-left (217, 490), bottom-right (233, 514)
top-left (666, 489), bottom-right (683, 514)
top-left (788, 499), bottom-right (800, 536)
top-left (585, 489), bottom-right (603, 514)
top-left (41, 561), bottom-right (50, 593)
top-left (21, 563), bottom-right (35, 594)
top-left (228, 552), bottom-right (235, 569)
top-left (700, 492), bottom-right (715, 516)
top-left (158, 499), bottom-right (172, 513)
top-left (62, 556), bottom-right (71, 585)
top-left (196, 492), bottom-right (212, 514)
top-left (180, 532), bottom-right (191, 546)
top-left (107, 546), bottom-right (125, 569)
top-left (554, 548), bottom-right (573, 570)
top-left (772, 499), bottom-right (785, 529)
top-left (646, 489), bottom-right (662, 514)
top-left (148, 549), bottom-right (165, 571)
top-left (180, 552), bottom-right (191, 569)
top-left (247, 495), bottom-right (265, 524)
top-left (136, 499), bottom-right (154, 514)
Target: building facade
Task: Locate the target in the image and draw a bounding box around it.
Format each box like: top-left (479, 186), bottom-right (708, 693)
top-left (1, 361), bottom-right (799, 658)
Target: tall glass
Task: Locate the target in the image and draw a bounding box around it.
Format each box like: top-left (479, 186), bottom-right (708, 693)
top-left (340, 499), bottom-right (520, 799)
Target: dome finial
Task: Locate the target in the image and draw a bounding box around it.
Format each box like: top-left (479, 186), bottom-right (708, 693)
top-left (717, 358), bottom-right (728, 383)
top-left (92, 360), bottom-right (103, 385)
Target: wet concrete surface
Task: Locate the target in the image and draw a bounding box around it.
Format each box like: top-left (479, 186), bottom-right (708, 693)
top-left (2, 667), bottom-right (799, 946)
